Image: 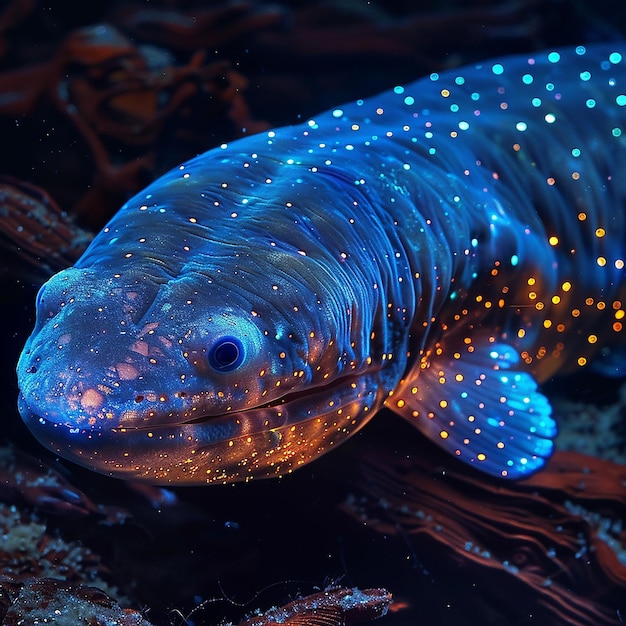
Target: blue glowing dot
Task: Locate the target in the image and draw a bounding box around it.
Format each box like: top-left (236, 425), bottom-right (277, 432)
top-left (547, 51), bottom-right (560, 63)
top-left (617, 95), bottom-right (626, 106)
top-left (393, 85), bottom-right (404, 95)
top-left (428, 147), bottom-right (437, 155)
top-left (586, 98), bottom-right (596, 108)
top-left (430, 72), bottom-right (439, 82)
top-left (510, 254), bottom-right (519, 266)
top-left (545, 82), bottom-right (555, 92)
top-left (471, 92), bottom-right (480, 101)
top-left (579, 71), bottom-right (591, 81)
top-left (455, 76), bottom-right (465, 85)
top-left (544, 113), bottom-right (556, 124)
top-left (575, 45), bottom-right (586, 55)
top-left (332, 109), bottom-right (343, 118)
top-left (612, 128), bottom-right (622, 137)
top-left (571, 148), bottom-right (581, 157)
top-left (404, 95), bottom-right (415, 105)
top-left (515, 121), bottom-right (528, 132)
top-left (522, 73), bottom-right (533, 85)
top-left (450, 104), bottom-right (459, 112)
top-left (458, 121), bottom-right (470, 130)
top-left (609, 52), bottom-right (623, 64)
top-left (532, 97), bottom-right (542, 107)
top-left (356, 99), bottom-right (364, 106)
top-left (491, 63), bottom-right (504, 75)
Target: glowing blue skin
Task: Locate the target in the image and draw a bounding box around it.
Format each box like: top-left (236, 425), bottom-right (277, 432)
top-left (17, 45), bottom-right (626, 484)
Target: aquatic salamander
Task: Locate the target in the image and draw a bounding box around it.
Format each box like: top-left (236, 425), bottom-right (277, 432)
top-left (17, 45), bottom-right (626, 484)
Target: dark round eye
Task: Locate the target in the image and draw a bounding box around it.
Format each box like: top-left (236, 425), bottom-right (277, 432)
top-left (207, 336), bottom-right (245, 372)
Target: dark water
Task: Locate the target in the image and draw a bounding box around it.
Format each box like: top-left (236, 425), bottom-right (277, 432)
top-left (1, 1), bottom-right (625, 625)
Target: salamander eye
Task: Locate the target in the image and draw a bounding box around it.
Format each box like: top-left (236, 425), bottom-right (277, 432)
top-left (207, 336), bottom-right (245, 372)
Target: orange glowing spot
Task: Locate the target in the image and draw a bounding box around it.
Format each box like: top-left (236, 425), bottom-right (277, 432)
top-left (613, 322), bottom-right (623, 332)
top-left (578, 357), bottom-right (587, 366)
top-left (546, 177), bottom-right (555, 185)
top-left (81, 388), bottom-right (104, 411)
top-left (577, 212), bottom-right (587, 221)
top-left (115, 363), bottom-right (138, 381)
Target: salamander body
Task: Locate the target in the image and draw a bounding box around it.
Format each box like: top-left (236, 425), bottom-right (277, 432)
top-left (17, 45), bottom-right (626, 484)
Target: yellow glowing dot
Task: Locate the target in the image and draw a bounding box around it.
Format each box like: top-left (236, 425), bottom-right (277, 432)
top-left (616, 310), bottom-right (625, 320)
top-left (595, 228), bottom-right (606, 238)
top-left (577, 357), bottom-right (587, 366)
top-left (528, 291), bottom-right (537, 300)
top-left (535, 302), bottom-right (545, 310)
top-left (441, 89), bottom-right (450, 97)
top-left (551, 295), bottom-right (561, 305)
top-left (548, 236), bottom-right (559, 246)
top-left (440, 430), bottom-right (449, 439)
top-left (616, 259), bottom-right (625, 269)
top-left (543, 319), bottom-right (552, 328)
top-left (577, 212), bottom-right (587, 221)
top-left (497, 442), bottom-right (505, 449)
top-left (396, 399), bottom-right (406, 408)
top-left (477, 453), bottom-right (486, 462)
top-left (517, 329), bottom-right (526, 338)
top-left (597, 256), bottom-right (607, 267)
top-left (527, 277), bottom-right (536, 286)
top-left (455, 374), bottom-right (464, 382)
top-left (561, 281), bottom-right (572, 292)
top-left (439, 400), bottom-right (448, 409)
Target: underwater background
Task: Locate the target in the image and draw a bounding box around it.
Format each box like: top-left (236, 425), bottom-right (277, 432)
top-left (1, 0), bottom-right (625, 624)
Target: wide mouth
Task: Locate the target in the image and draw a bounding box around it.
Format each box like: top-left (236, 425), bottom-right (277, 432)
top-left (181, 373), bottom-right (355, 426)
top-left (18, 369), bottom-right (380, 484)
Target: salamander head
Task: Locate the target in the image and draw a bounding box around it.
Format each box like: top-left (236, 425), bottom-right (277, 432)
top-left (17, 257), bottom-right (382, 484)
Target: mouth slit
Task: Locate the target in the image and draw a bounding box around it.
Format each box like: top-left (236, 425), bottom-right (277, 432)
top-left (182, 375), bottom-right (356, 426)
